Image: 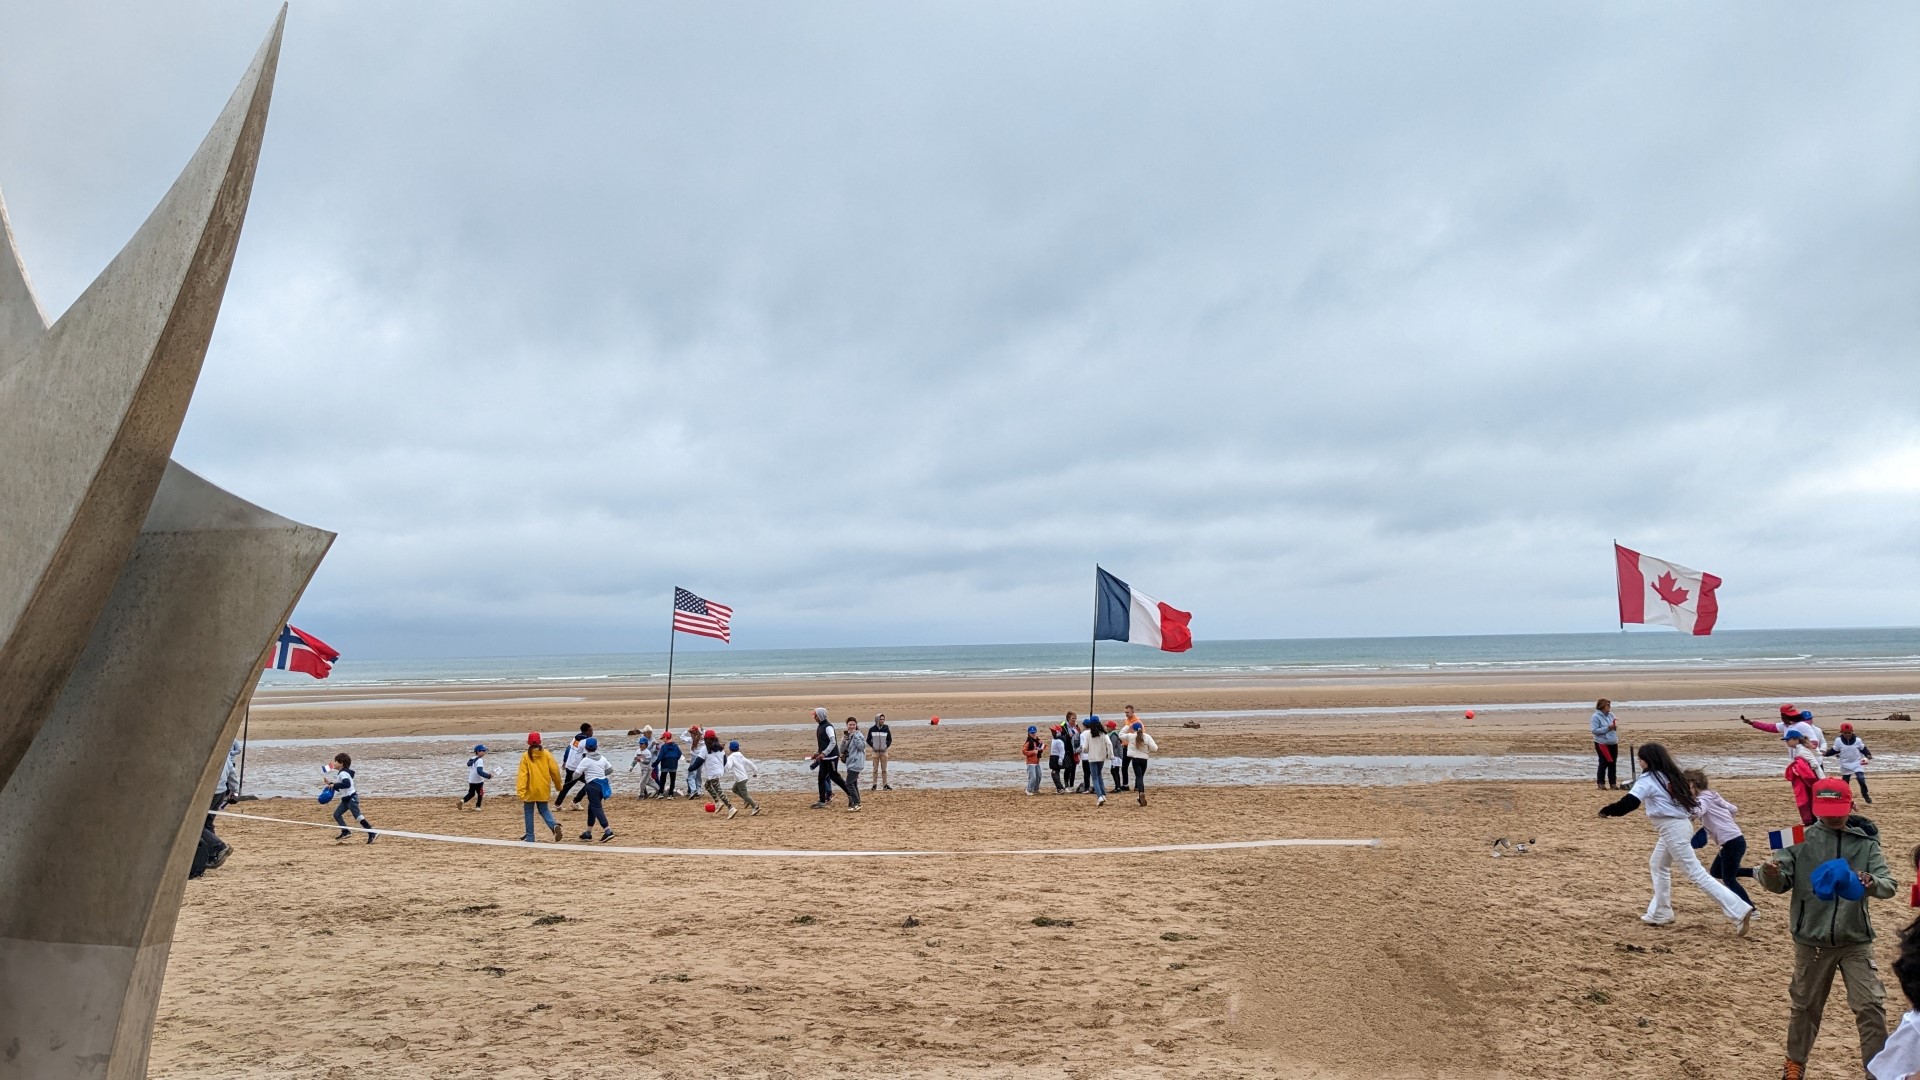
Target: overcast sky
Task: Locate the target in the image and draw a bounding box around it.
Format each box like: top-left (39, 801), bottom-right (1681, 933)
top-left (3, 3), bottom-right (1917, 656)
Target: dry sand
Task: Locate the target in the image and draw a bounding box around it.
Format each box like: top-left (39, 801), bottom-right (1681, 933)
top-left (151, 668), bottom-right (1920, 1078)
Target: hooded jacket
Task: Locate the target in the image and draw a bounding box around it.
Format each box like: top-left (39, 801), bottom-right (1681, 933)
top-left (1757, 816), bottom-right (1895, 947)
top-left (516, 746), bottom-right (563, 803)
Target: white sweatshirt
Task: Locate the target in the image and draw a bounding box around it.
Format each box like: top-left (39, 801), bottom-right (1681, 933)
top-left (577, 752), bottom-right (611, 785)
top-left (1692, 790), bottom-right (1742, 844)
top-left (1126, 732), bottom-right (1158, 760)
top-left (1083, 729), bottom-right (1111, 763)
top-left (1048, 737), bottom-right (1065, 760)
top-left (562, 739), bottom-right (585, 771)
top-left (723, 751), bottom-right (757, 783)
top-left (1829, 735), bottom-right (1872, 775)
top-left (466, 755), bottom-right (491, 783)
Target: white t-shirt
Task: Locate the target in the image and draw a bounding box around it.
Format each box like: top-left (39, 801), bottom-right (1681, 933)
top-left (466, 755), bottom-right (490, 783)
top-left (577, 753), bottom-right (611, 784)
top-left (1869, 1010), bottom-right (1920, 1080)
top-left (1629, 772), bottom-right (1687, 819)
top-left (1832, 736), bottom-right (1871, 775)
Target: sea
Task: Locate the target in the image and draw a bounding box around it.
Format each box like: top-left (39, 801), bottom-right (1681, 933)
top-left (258, 626), bottom-right (1920, 689)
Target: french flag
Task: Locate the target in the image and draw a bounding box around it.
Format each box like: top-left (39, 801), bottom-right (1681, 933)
top-left (1767, 825), bottom-right (1806, 851)
top-left (1094, 568), bottom-right (1193, 653)
top-left (266, 624), bottom-right (340, 680)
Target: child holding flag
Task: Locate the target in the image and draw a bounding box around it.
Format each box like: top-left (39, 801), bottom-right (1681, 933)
top-left (1757, 777), bottom-right (1897, 1079)
top-left (323, 753), bottom-right (376, 844)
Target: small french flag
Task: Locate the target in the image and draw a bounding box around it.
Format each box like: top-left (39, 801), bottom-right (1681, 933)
top-left (1767, 825), bottom-right (1807, 850)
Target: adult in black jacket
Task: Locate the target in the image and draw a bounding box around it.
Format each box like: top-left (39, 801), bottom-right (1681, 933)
top-left (809, 707), bottom-right (860, 810)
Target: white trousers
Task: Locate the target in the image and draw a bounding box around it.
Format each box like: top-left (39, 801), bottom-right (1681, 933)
top-left (1647, 815), bottom-right (1752, 923)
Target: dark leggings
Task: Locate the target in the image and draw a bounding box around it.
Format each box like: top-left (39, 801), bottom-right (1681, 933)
top-left (817, 761), bottom-right (858, 805)
top-left (462, 782), bottom-right (485, 808)
top-left (584, 785), bottom-right (608, 829)
top-left (1130, 757), bottom-right (1148, 792)
top-left (556, 769), bottom-right (582, 805)
top-left (1846, 772), bottom-right (1872, 802)
top-left (1049, 759), bottom-right (1065, 791)
top-left (1707, 835), bottom-right (1752, 904)
top-left (1111, 764), bottom-right (1126, 790)
top-left (1594, 743), bottom-right (1618, 788)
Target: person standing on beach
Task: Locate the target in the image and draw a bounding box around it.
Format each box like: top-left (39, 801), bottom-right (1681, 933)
top-left (1757, 778), bottom-right (1895, 1079)
top-left (323, 753), bottom-right (377, 844)
top-left (1591, 699), bottom-right (1619, 790)
top-left (1745, 706), bottom-right (1828, 755)
top-left (1786, 731), bottom-right (1826, 827)
top-left (1826, 723), bottom-right (1875, 805)
top-left (516, 732), bottom-right (564, 843)
top-left (684, 724), bottom-right (707, 800)
top-left (1126, 721), bottom-right (1157, 806)
top-left (841, 718), bottom-right (869, 797)
top-left (1081, 713), bottom-right (1111, 805)
top-left (1048, 726), bottom-right (1067, 792)
top-left (655, 732), bottom-right (682, 798)
top-left (1066, 717), bottom-right (1086, 793)
top-left (1107, 720), bottom-right (1127, 793)
top-left (1597, 743), bottom-right (1753, 934)
top-left (866, 714), bottom-right (893, 792)
top-left (460, 744), bottom-right (492, 810)
top-left (1023, 726), bottom-right (1044, 795)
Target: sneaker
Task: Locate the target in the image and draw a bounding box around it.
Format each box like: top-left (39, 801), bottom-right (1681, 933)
top-left (750, 807), bottom-right (761, 816)
top-left (809, 802), bottom-right (827, 809)
top-left (1097, 796), bottom-right (1106, 806)
top-left (579, 830), bottom-right (593, 841)
top-left (549, 823), bottom-right (562, 843)
top-left (1136, 793), bottom-right (1146, 807)
top-left (848, 803), bottom-right (861, 812)
top-left (1780, 1059), bottom-right (1805, 1080)
top-left (1641, 914), bottom-right (1675, 926)
top-left (883, 785), bottom-right (893, 791)
top-left (599, 830), bottom-right (615, 843)
top-left (365, 831), bottom-right (377, 845)
top-left (521, 835), bottom-right (536, 843)
top-left (208, 844), bottom-right (232, 871)
top-left (1736, 908), bottom-right (1754, 937)
top-left (335, 829), bottom-right (352, 841)
top-left (726, 806), bottom-right (738, 819)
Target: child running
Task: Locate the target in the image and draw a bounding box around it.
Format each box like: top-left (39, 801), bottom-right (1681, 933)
top-left (1598, 743), bottom-right (1752, 933)
top-left (459, 744), bottom-right (492, 811)
top-left (1758, 777), bottom-right (1895, 1078)
top-left (322, 753), bottom-right (376, 843)
top-left (1683, 768), bottom-right (1752, 905)
top-left (575, 737), bottom-right (614, 843)
top-left (700, 729), bottom-right (733, 814)
top-left (1827, 722), bottom-right (1875, 805)
top-left (722, 739), bottom-right (760, 817)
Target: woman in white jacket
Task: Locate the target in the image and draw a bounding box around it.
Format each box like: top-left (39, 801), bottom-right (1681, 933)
top-left (1082, 716), bottom-right (1112, 805)
top-left (1125, 722), bottom-right (1157, 807)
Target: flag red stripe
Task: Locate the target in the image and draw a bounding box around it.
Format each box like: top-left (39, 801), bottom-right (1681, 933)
top-left (1614, 544), bottom-right (1645, 625)
top-left (1156, 602), bottom-right (1193, 653)
top-left (1693, 572), bottom-right (1722, 636)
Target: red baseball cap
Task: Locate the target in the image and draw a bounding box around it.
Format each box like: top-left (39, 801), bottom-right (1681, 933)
top-left (704, 728), bottom-right (718, 739)
top-left (527, 732), bottom-right (542, 745)
top-left (1841, 722), bottom-right (1855, 733)
top-left (1810, 778), bottom-right (1854, 816)
top-left (1780, 703), bottom-right (1799, 717)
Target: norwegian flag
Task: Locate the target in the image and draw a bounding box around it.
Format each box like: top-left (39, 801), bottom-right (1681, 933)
top-left (1615, 543), bottom-right (1721, 636)
top-left (266, 624), bottom-right (340, 679)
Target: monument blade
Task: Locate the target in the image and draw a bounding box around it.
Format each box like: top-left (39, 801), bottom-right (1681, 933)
top-left (0, 10), bottom-right (285, 790)
top-left (0, 189), bottom-right (49, 364)
top-left (0, 463), bottom-right (332, 1080)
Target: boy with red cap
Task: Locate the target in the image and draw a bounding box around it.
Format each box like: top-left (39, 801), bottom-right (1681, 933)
top-left (1757, 777), bottom-right (1897, 1079)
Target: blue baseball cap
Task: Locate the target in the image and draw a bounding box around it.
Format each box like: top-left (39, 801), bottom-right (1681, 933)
top-left (728, 740), bottom-right (740, 751)
top-left (1088, 715), bottom-right (1099, 723)
top-left (1028, 725), bottom-right (1038, 733)
top-left (584, 737), bottom-right (598, 751)
top-left (473, 744), bottom-right (487, 753)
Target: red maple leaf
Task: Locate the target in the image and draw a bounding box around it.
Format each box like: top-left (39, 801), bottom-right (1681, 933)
top-left (1651, 571), bottom-right (1690, 606)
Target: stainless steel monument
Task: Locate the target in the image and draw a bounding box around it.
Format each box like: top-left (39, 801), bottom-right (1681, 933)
top-left (0, 11), bottom-right (334, 1077)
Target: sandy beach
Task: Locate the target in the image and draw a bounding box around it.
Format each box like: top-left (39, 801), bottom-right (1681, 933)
top-left (152, 666), bottom-right (1920, 1078)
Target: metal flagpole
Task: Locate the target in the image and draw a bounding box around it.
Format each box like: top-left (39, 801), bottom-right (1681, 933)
top-left (1088, 566), bottom-right (1099, 719)
top-left (664, 593), bottom-right (678, 732)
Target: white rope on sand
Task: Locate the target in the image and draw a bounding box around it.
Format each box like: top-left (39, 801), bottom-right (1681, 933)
top-left (214, 810), bottom-right (1380, 857)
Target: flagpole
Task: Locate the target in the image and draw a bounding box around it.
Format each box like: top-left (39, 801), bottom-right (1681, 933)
top-left (664, 593), bottom-right (678, 733)
top-left (1088, 566), bottom-right (1099, 719)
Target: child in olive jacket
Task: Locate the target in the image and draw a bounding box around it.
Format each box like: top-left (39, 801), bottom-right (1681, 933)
top-left (1757, 777), bottom-right (1898, 1079)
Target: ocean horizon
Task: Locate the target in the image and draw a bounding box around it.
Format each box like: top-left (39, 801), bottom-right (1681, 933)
top-left (257, 626), bottom-right (1920, 689)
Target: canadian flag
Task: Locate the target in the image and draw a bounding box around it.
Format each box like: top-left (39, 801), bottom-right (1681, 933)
top-left (1615, 543), bottom-right (1721, 636)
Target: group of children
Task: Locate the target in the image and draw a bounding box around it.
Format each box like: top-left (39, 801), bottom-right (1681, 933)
top-left (1594, 714), bottom-right (1920, 1079)
top-left (1022, 705), bottom-right (1158, 807)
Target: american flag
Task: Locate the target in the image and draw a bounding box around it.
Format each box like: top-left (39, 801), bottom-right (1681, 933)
top-left (672, 587), bottom-right (734, 643)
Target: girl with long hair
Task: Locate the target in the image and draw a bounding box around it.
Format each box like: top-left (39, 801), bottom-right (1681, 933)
top-left (1599, 742), bottom-right (1751, 933)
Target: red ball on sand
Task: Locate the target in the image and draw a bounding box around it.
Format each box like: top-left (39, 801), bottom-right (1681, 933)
top-left (1464, 710), bottom-right (1476, 719)
top-left (930, 716), bottom-right (941, 726)
top-left (704, 802), bottom-right (716, 813)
